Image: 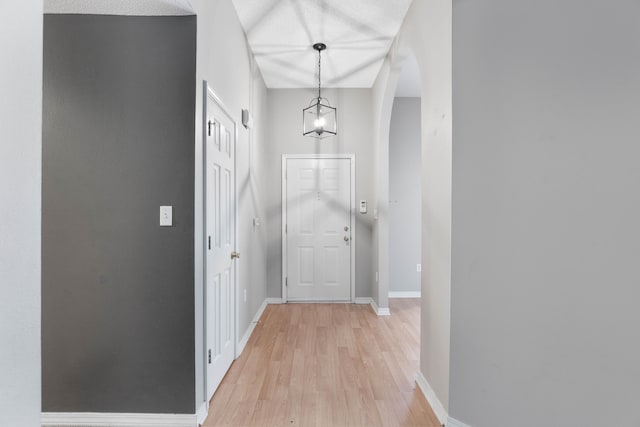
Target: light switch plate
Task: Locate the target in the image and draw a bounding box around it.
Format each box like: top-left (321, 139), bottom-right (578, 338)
top-left (359, 200), bottom-right (367, 214)
top-left (160, 206), bottom-right (173, 226)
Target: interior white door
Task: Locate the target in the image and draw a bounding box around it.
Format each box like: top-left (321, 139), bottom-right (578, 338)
top-left (285, 157), bottom-right (352, 301)
top-left (205, 91), bottom-right (236, 400)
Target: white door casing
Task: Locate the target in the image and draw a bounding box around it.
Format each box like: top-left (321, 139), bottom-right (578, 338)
top-left (204, 85), bottom-right (237, 401)
top-left (282, 155), bottom-right (355, 302)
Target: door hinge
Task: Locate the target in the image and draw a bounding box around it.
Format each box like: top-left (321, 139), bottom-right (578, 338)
top-left (208, 120), bottom-right (213, 136)
top-left (285, 277), bottom-right (288, 287)
top-left (208, 236), bottom-right (211, 250)
top-left (285, 224), bottom-right (287, 233)
top-left (208, 349), bottom-right (212, 364)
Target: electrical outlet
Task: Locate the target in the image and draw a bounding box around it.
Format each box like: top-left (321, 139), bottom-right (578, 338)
top-left (243, 289), bottom-right (247, 302)
top-left (417, 264), bottom-right (422, 272)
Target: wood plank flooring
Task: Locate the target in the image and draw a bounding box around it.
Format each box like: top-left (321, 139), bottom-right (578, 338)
top-left (203, 299), bottom-right (441, 427)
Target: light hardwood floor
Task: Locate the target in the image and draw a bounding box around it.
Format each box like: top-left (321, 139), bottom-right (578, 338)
top-left (203, 299), bottom-right (441, 427)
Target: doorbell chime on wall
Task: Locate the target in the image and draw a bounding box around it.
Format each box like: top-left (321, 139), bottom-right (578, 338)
top-left (242, 109), bottom-right (253, 129)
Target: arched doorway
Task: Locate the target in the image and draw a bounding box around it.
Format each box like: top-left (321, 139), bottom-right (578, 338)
top-left (373, 28), bottom-right (452, 423)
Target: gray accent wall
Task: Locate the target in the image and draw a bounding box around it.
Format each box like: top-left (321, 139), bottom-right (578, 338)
top-left (0, 2), bottom-right (42, 426)
top-left (451, 1), bottom-right (640, 425)
top-left (42, 14), bottom-right (196, 413)
top-left (389, 97), bottom-right (421, 294)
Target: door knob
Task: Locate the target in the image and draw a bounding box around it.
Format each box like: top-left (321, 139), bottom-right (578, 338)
top-left (344, 236), bottom-right (350, 242)
top-left (231, 251), bottom-right (240, 259)
top-left (344, 226), bottom-right (349, 231)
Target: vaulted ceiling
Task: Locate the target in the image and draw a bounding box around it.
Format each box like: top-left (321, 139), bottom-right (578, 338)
top-left (231, 0), bottom-right (413, 88)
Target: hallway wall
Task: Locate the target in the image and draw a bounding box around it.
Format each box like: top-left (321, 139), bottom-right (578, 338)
top-left (372, 0), bottom-right (452, 415)
top-left (42, 14), bottom-right (197, 413)
top-left (0, 2), bottom-right (42, 426)
top-left (450, 1), bottom-right (640, 426)
top-left (389, 97), bottom-right (422, 294)
top-left (190, 0), bottom-right (269, 410)
top-left (264, 89), bottom-right (375, 300)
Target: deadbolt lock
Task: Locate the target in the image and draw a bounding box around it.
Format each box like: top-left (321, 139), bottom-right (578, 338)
top-left (344, 226), bottom-right (349, 231)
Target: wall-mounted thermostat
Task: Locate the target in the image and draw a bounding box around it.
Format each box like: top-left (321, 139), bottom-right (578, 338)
top-left (359, 200), bottom-right (367, 214)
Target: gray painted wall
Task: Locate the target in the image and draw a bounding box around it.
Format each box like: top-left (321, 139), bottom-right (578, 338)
top-left (42, 14), bottom-right (196, 413)
top-left (0, 2), bottom-right (42, 426)
top-left (451, 1), bottom-right (640, 426)
top-left (265, 89), bottom-right (375, 300)
top-left (389, 97), bottom-right (421, 294)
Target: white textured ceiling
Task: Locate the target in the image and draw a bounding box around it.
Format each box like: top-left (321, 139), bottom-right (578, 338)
top-left (231, 0), bottom-right (413, 88)
top-left (44, 0), bottom-right (195, 16)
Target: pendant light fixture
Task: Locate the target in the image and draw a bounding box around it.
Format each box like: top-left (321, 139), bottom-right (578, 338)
top-left (303, 43), bottom-right (337, 138)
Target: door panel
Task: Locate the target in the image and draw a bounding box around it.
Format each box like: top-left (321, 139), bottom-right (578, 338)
top-left (205, 92), bottom-right (236, 400)
top-left (285, 158), bottom-right (352, 301)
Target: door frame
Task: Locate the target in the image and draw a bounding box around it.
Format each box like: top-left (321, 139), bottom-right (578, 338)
top-left (202, 82), bottom-right (239, 401)
top-left (281, 154), bottom-right (356, 303)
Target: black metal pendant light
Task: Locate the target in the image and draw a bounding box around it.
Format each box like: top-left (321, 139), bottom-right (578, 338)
top-left (303, 43), bottom-right (337, 138)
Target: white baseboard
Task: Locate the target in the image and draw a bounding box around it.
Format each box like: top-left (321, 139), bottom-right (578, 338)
top-left (237, 299), bottom-right (268, 356)
top-left (416, 371), bottom-right (448, 426)
top-left (370, 298), bottom-right (379, 313)
top-left (196, 401), bottom-right (208, 426)
top-left (41, 412), bottom-right (197, 426)
top-left (371, 298), bottom-right (390, 316)
top-left (265, 297), bottom-right (282, 304)
top-left (355, 297), bottom-right (374, 314)
top-left (355, 297), bottom-right (390, 316)
top-left (389, 291), bottom-right (421, 298)
top-left (447, 417), bottom-right (471, 427)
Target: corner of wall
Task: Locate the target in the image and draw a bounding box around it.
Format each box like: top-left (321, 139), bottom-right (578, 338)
top-left (0, 3), bottom-right (43, 426)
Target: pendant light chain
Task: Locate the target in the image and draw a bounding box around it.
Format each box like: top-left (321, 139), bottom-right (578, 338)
top-left (317, 47), bottom-right (322, 101)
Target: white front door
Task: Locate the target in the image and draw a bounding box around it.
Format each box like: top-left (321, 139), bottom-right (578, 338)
top-left (284, 157), bottom-right (353, 301)
top-left (205, 88), bottom-right (236, 400)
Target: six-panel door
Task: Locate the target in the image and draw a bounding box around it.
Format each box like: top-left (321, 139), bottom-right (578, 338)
top-left (285, 158), bottom-right (352, 301)
top-left (205, 94), bottom-right (236, 400)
